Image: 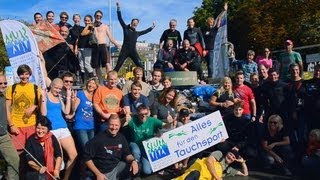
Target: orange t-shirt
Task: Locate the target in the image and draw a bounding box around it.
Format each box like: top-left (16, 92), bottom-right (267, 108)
top-left (93, 86), bottom-right (123, 113)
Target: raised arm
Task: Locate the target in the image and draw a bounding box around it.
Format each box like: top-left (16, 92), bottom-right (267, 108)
top-left (116, 0), bottom-right (127, 28)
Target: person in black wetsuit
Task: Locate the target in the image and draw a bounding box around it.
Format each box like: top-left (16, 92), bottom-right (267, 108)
top-left (114, 0), bottom-right (155, 71)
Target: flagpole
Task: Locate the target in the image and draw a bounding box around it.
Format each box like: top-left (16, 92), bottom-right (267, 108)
top-left (109, 0), bottom-right (113, 69)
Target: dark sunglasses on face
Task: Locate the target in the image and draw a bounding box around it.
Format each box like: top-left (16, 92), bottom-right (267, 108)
top-left (0, 82), bottom-right (7, 85)
top-left (61, 16), bottom-right (68, 19)
top-left (64, 80), bottom-right (74, 83)
top-left (269, 121), bottom-right (278, 124)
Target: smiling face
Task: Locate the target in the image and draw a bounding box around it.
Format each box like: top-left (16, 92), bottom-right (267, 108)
top-left (225, 152), bottom-right (237, 164)
top-left (73, 15), bottom-right (80, 25)
top-left (131, 85), bottom-right (142, 99)
top-left (187, 18), bottom-right (195, 28)
top-left (131, 19), bottom-right (139, 29)
top-left (107, 73), bottom-right (118, 88)
top-left (0, 75), bottom-right (7, 93)
top-left (138, 108), bottom-right (149, 122)
top-left (259, 65), bottom-right (268, 78)
top-left (107, 117), bottom-right (121, 136)
top-left (165, 90), bottom-right (175, 104)
top-left (290, 65), bottom-right (300, 79)
top-left (152, 71), bottom-right (162, 84)
top-left (36, 123), bottom-right (49, 138)
top-left (223, 79), bottom-right (232, 91)
top-left (63, 76), bottom-right (74, 89)
top-left (95, 12), bottom-right (103, 22)
top-left (235, 74), bottom-right (244, 86)
top-left (163, 79), bottom-right (172, 89)
top-left (19, 72), bottom-right (30, 84)
top-left (86, 79), bottom-right (98, 93)
top-left (46, 12), bottom-right (55, 24)
top-left (51, 83), bottom-right (63, 97)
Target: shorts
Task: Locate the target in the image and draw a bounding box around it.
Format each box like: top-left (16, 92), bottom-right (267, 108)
top-left (51, 128), bottom-right (72, 140)
top-left (10, 126), bottom-right (35, 150)
top-left (91, 44), bottom-right (110, 68)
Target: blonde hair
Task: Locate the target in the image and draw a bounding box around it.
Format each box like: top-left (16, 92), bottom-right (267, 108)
top-left (216, 77), bottom-right (233, 98)
top-left (50, 78), bottom-right (63, 87)
top-left (268, 114), bottom-right (283, 132)
top-left (309, 129), bottom-right (320, 142)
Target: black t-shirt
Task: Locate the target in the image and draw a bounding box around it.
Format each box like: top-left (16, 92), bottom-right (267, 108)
top-left (159, 29), bottom-right (182, 49)
top-left (69, 25), bottom-right (84, 45)
top-left (213, 91), bottom-right (234, 117)
top-left (202, 26), bottom-right (218, 50)
top-left (83, 131), bottom-right (131, 173)
top-left (262, 128), bottom-right (289, 145)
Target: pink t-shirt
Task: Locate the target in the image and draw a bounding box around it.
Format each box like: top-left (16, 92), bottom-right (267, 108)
top-left (256, 56), bottom-right (272, 68)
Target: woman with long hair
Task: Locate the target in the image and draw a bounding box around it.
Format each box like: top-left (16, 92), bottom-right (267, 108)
top-left (210, 76), bottom-right (237, 118)
top-left (151, 87), bottom-right (178, 132)
top-left (40, 78), bottom-right (77, 180)
top-left (73, 77), bottom-right (98, 149)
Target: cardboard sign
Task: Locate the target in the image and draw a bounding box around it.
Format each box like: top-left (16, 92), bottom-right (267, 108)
top-left (142, 111), bottom-right (228, 172)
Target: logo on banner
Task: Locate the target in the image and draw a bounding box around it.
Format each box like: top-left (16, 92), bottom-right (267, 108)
top-left (4, 27), bottom-right (31, 58)
top-left (146, 139), bottom-right (170, 162)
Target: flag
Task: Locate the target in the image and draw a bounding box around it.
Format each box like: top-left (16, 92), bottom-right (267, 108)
top-left (0, 20), bottom-right (46, 88)
top-left (30, 21), bottom-right (79, 80)
top-left (211, 12), bottom-right (229, 79)
top-left (29, 20), bottom-right (65, 53)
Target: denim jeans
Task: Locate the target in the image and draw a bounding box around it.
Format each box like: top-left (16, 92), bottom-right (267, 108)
top-left (0, 134), bottom-right (19, 180)
top-left (129, 142), bottom-right (152, 175)
top-left (74, 129), bottom-right (95, 149)
top-left (86, 161), bottom-right (128, 180)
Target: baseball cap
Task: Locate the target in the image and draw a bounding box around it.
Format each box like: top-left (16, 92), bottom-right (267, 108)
top-left (179, 108), bottom-right (190, 116)
top-left (286, 39), bottom-right (293, 45)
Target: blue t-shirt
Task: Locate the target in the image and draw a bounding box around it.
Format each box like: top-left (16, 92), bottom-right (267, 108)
top-left (46, 96), bottom-right (67, 130)
top-left (74, 90), bottom-right (94, 130)
top-left (123, 93), bottom-right (149, 114)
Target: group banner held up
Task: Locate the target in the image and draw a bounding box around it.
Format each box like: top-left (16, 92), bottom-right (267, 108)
top-left (0, 20), bottom-right (45, 88)
top-left (142, 111), bottom-right (229, 172)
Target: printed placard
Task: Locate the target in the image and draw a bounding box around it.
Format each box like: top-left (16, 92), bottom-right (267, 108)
top-left (142, 111), bottom-right (228, 172)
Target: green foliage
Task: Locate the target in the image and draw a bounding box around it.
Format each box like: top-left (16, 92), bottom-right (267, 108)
top-left (0, 31), bottom-right (9, 73)
top-left (193, 0), bottom-right (320, 58)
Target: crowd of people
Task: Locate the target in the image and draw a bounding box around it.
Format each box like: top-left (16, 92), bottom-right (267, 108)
top-left (0, 1), bottom-right (320, 180)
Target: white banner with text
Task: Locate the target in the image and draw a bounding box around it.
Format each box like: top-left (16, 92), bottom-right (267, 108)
top-left (142, 111), bottom-right (228, 172)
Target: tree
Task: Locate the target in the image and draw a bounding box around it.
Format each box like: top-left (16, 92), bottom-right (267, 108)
top-left (193, 0), bottom-right (320, 59)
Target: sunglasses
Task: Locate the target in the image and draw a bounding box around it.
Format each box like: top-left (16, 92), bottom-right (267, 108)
top-left (138, 113), bottom-right (148, 117)
top-left (64, 80), bottom-right (74, 83)
top-left (61, 16), bottom-right (68, 19)
top-left (269, 121), bottom-right (278, 124)
top-left (0, 82), bottom-right (7, 85)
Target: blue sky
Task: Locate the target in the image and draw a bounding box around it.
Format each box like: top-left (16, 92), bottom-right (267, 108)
top-left (0, 0), bottom-right (202, 43)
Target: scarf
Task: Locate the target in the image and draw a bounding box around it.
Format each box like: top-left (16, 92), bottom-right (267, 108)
top-left (35, 132), bottom-right (54, 178)
top-left (94, 21), bottom-right (102, 27)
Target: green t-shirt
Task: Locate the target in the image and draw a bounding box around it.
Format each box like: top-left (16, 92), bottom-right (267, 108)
top-left (210, 151), bottom-right (238, 177)
top-left (279, 51), bottom-right (302, 80)
top-left (128, 116), bottom-right (163, 147)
